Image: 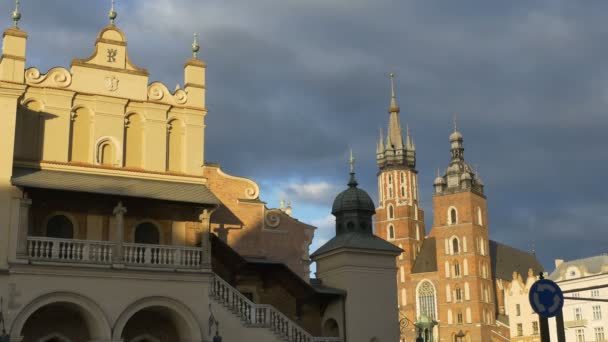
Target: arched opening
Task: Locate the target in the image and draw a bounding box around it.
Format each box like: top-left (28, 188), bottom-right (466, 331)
top-left (388, 205), bottom-right (394, 220)
top-left (166, 119), bottom-right (183, 172)
top-left (388, 225), bottom-right (395, 240)
top-left (134, 222), bottom-right (160, 245)
top-left (322, 318), bottom-right (339, 337)
top-left (39, 333), bottom-right (72, 342)
top-left (454, 261), bottom-right (461, 277)
top-left (46, 215), bottom-right (74, 239)
top-left (452, 238), bottom-right (459, 254)
top-left (15, 100), bottom-right (43, 160)
top-left (113, 298), bottom-right (202, 342)
top-left (20, 302), bottom-right (99, 342)
top-left (449, 208), bottom-right (457, 225)
top-left (125, 113), bottom-right (144, 168)
top-left (69, 107), bottom-right (92, 163)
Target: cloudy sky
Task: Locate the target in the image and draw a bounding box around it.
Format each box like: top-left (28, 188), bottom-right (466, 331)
top-left (7, 0), bottom-right (608, 272)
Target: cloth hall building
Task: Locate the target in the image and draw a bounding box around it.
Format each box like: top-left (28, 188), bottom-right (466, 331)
top-left (0, 5), bottom-right (402, 342)
top-left (374, 77), bottom-right (544, 341)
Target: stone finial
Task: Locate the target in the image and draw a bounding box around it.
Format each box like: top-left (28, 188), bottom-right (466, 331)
top-left (192, 32), bottom-right (200, 58)
top-left (109, 0), bottom-right (117, 25)
top-left (388, 72), bottom-right (399, 113)
top-left (349, 149), bottom-right (355, 174)
top-left (12, 0), bottom-right (21, 28)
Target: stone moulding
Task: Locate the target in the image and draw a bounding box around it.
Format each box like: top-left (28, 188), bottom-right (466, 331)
top-left (25, 67), bottom-right (72, 88)
top-left (147, 81), bottom-right (188, 105)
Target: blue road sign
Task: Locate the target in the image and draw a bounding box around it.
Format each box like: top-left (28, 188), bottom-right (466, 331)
top-left (529, 278), bottom-right (564, 318)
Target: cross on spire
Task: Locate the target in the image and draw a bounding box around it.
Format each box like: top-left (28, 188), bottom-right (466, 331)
top-left (349, 149), bottom-right (355, 174)
top-left (453, 113), bottom-right (458, 132)
top-left (192, 32), bottom-right (200, 58)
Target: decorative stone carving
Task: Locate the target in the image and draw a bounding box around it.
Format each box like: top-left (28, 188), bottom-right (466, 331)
top-left (147, 82), bottom-right (188, 105)
top-left (25, 67), bottom-right (72, 88)
top-left (264, 209), bottom-right (282, 228)
top-left (105, 76), bottom-right (119, 91)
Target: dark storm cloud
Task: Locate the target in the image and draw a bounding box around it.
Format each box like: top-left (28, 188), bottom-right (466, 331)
top-left (8, 0), bottom-right (608, 270)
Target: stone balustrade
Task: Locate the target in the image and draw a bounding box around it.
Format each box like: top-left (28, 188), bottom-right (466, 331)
top-left (26, 236), bottom-right (203, 269)
top-left (210, 274), bottom-right (343, 342)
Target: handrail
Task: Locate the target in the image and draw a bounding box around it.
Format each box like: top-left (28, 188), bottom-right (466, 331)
top-left (210, 274), bottom-right (342, 342)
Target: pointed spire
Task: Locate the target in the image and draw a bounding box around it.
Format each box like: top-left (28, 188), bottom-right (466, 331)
top-left (388, 72), bottom-right (400, 113)
top-left (453, 113), bottom-right (458, 132)
top-left (348, 149), bottom-right (358, 187)
top-left (406, 124), bottom-right (413, 149)
top-left (12, 0), bottom-right (21, 28)
top-left (108, 0), bottom-right (117, 25)
top-left (192, 32), bottom-right (200, 59)
top-left (378, 127), bottom-right (385, 151)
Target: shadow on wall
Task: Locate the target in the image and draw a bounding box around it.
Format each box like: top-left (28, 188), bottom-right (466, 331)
top-left (14, 103), bottom-right (58, 162)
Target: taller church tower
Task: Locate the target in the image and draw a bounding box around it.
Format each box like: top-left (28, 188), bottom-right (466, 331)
top-left (429, 124), bottom-right (495, 341)
top-left (374, 74), bottom-right (425, 314)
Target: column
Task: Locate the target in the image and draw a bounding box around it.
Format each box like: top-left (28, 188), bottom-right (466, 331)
top-left (15, 196), bottom-right (32, 259)
top-left (198, 208), bottom-right (214, 268)
top-left (112, 201), bottom-right (127, 265)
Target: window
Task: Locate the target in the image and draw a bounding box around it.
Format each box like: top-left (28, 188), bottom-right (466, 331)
top-left (532, 321), bottom-right (539, 335)
top-left (464, 282), bottom-right (470, 300)
top-left (575, 329), bottom-right (584, 342)
top-left (516, 304), bottom-right (521, 316)
top-left (457, 311), bottom-right (463, 324)
top-left (593, 305), bottom-right (602, 320)
top-left (98, 141), bottom-right (114, 165)
top-left (452, 238), bottom-right (459, 254)
top-left (455, 288), bottom-right (462, 302)
top-left (595, 327), bottom-right (605, 341)
top-left (417, 281), bottom-right (436, 319)
top-left (400, 172), bottom-right (406, 198)
top-left (400, 186), bottom-right (405, 197)
top-left (466, 307), bottom-right (471, 323)
top-left (414, 204), bottom-right (418, 220)
top-left (446, 285), bottom-right (452, 302)
top-left (450, 208), bottom-right (457, 225)
top-left (572, 292), bottom-right (580, 298)
top-left (591, 289), bottom-right (600, 297)
top-left (134, 222), bottom-right (160, 244)
top-left (46, 215), bottom-right (74, 239)
top-left (476, 207), bottom-right (483, 226)
top-left (388, 205), bottom-right (394, 220)
top-left (574, 307), bottom-right (583, 321)
top-left (416, 224), bottom-right (420, 241)
top-left (388, 225), bottom-right (395, 240)
top-left (454, 262), bottom-right (461, 277)
top-left (517, 323), bottom-right (523, 337)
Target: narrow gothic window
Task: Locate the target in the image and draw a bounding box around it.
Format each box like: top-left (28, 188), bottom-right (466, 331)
top-left (388, 225), bottom-right (395, 240)
top-left (452, 238), bottom-right (459, 254)
top-left (476, 207), bottom-right (483, 226)
top-left (417, 281), bottom-right (436, 319)
top-left (457, 311), bottom-right (463, 324)
top-left (455, 288), bottom-right (462, 302)
top-left (450, 208), bottom-right (457, 225)
top-left (388, 205), bottom-right (394, 219)
top-left (454, 262), bottom-right (461, 277)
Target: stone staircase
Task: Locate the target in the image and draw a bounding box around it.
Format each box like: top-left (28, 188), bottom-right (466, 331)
top-left (209, 274), bottom-right (343, 342)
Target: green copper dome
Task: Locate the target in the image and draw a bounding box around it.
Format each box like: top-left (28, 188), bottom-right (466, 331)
top-left (331, 173), bottom-right (375, 215)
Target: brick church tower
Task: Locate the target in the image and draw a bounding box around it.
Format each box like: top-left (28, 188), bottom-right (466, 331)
top-left (374, 74), bottom-right (425, 320)
top-left (428, 123), bottom-right (496, 341)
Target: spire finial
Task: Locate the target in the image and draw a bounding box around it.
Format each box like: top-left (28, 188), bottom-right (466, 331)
top-left (192, 32), bottom-right (200, 58)
top-left (347, 149), bottom-right (358, 187)
top-left (389, 72), bottom-right (399, 112)
top-left (437, 168), bottom-right (440, 178)
top-left (453, 113), bottom-right (458, 132)
top-left (12, 0), bottom-right (21, 28)
top-left (109, 0), bottom-right (117, 25)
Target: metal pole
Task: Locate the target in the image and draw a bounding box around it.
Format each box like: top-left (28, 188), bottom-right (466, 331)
top-left (539, 315), bottom-right (551, 342)
top-left (555, 310), bottom-right (566, 342)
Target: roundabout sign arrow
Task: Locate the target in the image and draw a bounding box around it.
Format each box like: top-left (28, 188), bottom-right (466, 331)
top-left (529, 278), bottom-right (564, 318)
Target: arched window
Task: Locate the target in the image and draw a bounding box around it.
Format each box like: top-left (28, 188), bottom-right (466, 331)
top-left (449, 207), bottom-right (457, 225)
top-left (388, 174), bottom-right (392, 185)
top-left (388, 225), bottom-right (395, 240)
top-left (446, 284), bottom-right (452, 302)
top-left (46, 215), bottom-right (74, 239)
top-left (167, 119), bottom-right (184, 172)
top-left (463, 258), bottom-right (469, 275)
top-left (457, 311), bottom-right (463, 324)
top-left (464, 282), bottom-right (470, 300)
top-left (400, 172), bottom-right (406, 198)
top-left (417, 281), bottom-right (436, 319)
top-left (124, 113), bottom-right (144, 168)
top-left (69, 107), bottom-right (92, 163)
top-left (134, 222), bottom-right (160, 244)
top-left (454, 261), bottom-right (461, 277)
top-left (98, 141), bottom-right (114, 165)
top-left (455, 287), bottom-right (462, 302)
top-left (476, 207), bottom-right (483, 226)
top-left (452, 238), bottom-right (460, 254)
top-left (388, 205), bottom-right (394, 220)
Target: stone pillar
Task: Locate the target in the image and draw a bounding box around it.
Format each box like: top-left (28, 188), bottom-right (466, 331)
top-left (112, 201), bottom-right (127, 265)
top-left (198, 208), bottom-right (214, 268)
top-left (15, 196), bottom-right (32, 259)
